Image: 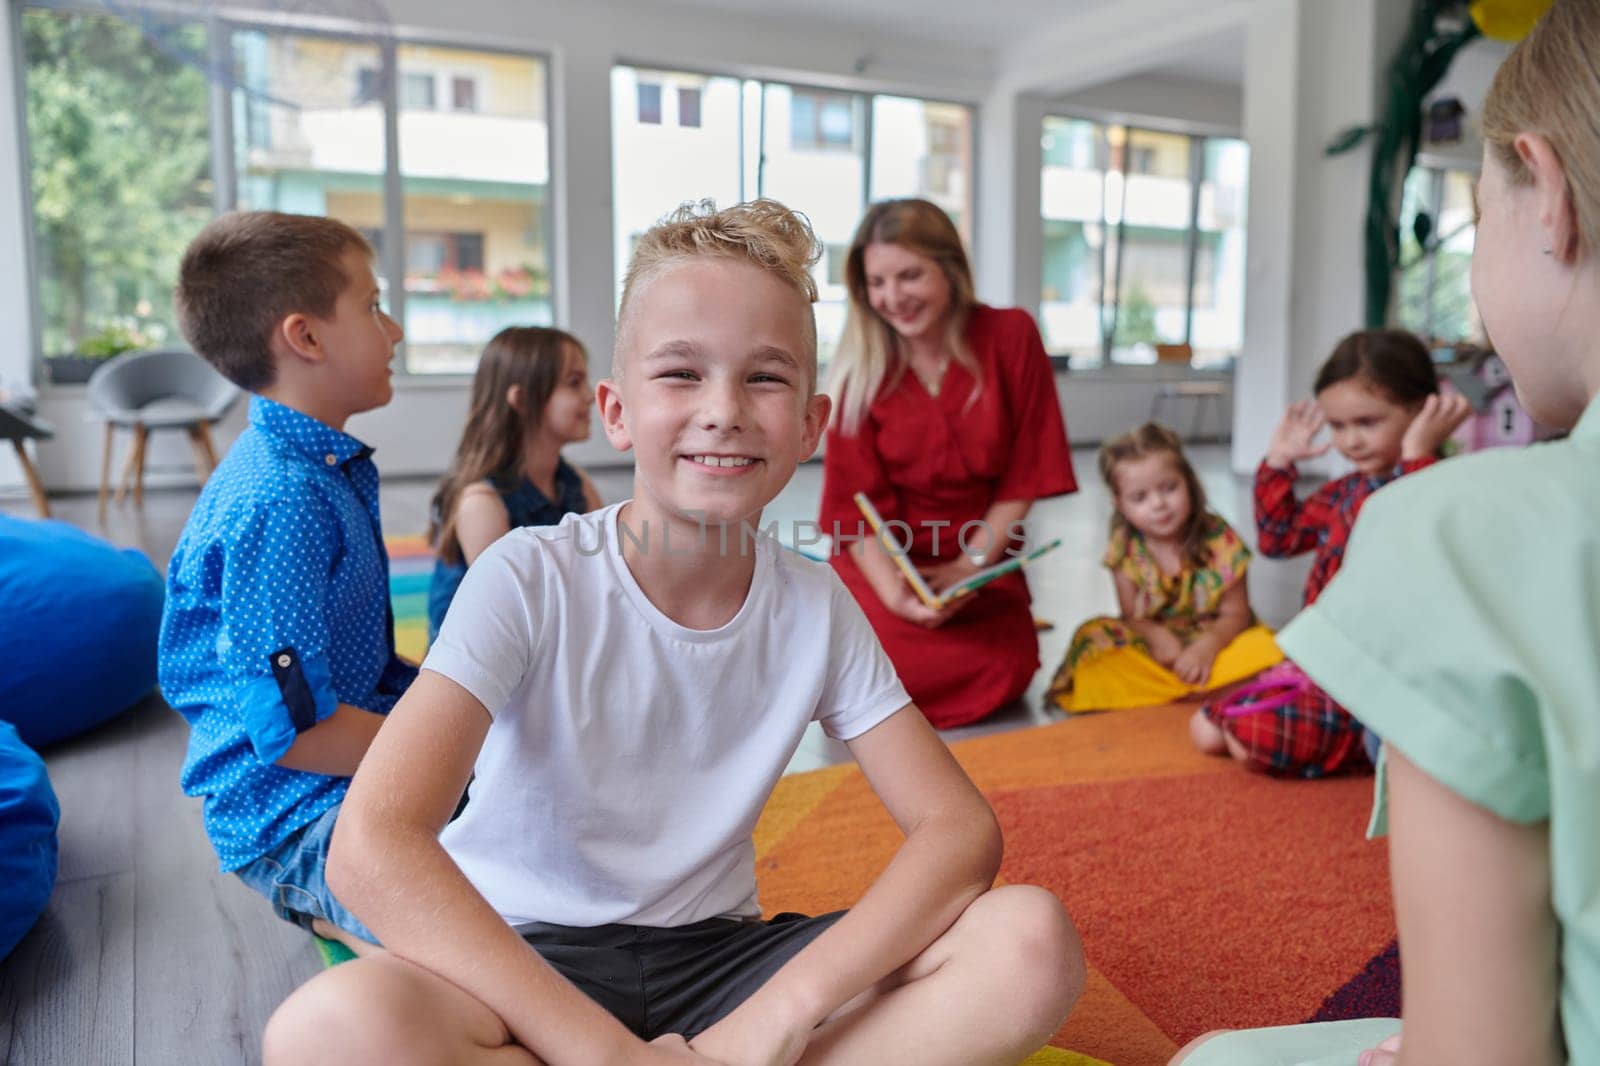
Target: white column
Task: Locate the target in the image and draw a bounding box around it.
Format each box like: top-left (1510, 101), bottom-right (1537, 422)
top-left (1231, 0), bottom-right (1410, 474)
top-left (0, 12), bottom-right (33, 391)
top-left (973, 89), bottom-right (1046, 312)
top-left (974, 88), bottom-right (1018, 306)
top-left (0, 14), bottom-right (33, 491)
top-left (549, 36), bottom-right (617, 373)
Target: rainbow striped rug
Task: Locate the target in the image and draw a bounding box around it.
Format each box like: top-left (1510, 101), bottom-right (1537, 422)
top-left (387, 534), bottom-right (433, 663)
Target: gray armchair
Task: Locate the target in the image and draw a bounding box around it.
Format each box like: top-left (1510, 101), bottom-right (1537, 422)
top-left (86, 349), bottom-right (240, 522)
top-left (0, 401), bottom-right (53, 517)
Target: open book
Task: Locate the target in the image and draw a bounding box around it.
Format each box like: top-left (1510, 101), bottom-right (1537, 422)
top-left (852, 492), bottom-right (1062, 610)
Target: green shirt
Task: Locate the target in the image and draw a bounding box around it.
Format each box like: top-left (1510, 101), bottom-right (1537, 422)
top-left (1279, 392), bottom-right (1600, 1064)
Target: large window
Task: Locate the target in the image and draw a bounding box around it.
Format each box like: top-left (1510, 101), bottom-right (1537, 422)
top-left (1397, 165), bottom-right (1481, 345)
top-left (20, 7), bottom-right (213, 361)
top-left (613, 66), bottom-right (975, 367)
top-left (1039, 117), bottom-right (1247, 368)
top-left (21, 6), bottom-right (551, 375)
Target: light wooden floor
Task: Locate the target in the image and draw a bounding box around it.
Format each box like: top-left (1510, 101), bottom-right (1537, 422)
top-left (0, 447), bottom-right (1311, 1065)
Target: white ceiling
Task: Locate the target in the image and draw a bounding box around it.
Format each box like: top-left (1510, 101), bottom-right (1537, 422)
top-left (640, 0), bottom-right (1120, 51)
top-left (1143, 25), bottom-right (1246, 86)
top-left (636, 0), bottom-right (1244, 87)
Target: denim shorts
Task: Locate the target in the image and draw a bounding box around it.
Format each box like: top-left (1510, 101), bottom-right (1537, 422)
top-left (233, 801), bottom-right (378, 944)
top-left (517, 910), bottom-right (844, 1040)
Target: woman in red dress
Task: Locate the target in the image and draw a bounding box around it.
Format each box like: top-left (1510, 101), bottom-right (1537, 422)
top-left (819, 199), bottom-right (1077, 729)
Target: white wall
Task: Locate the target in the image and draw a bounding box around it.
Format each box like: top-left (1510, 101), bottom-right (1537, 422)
top-left (1230, 0), bottom-right (1413, 476)
top-left (0, 9), bottom-right (36, 490)
top-left (1057, 367), bottom-right (1232, 445)
top-left (1417, 35), bottom-right (1512, 171)
top-left (1053, 74), bottom-right (1243, 135)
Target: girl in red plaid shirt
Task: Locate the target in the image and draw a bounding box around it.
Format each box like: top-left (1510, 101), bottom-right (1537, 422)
top-left (1192, 330), bottom-right (1470, 777)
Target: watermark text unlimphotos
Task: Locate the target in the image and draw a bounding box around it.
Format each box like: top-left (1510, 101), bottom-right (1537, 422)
top-left (575, 513), bottom-right (1031, 558)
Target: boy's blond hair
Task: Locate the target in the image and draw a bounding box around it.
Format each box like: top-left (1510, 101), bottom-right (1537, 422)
top-left (615, 199), bottom-right (820, 383)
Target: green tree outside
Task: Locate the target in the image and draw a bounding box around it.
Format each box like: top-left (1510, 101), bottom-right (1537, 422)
top-left (1114, 282), bottom-right (1160, 348)
top-left (23, 9), bottom-right (212, 357)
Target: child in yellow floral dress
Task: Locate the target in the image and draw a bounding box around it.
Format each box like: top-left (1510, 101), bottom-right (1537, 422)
top-left (1048, 423), bottom-right (1281, 713)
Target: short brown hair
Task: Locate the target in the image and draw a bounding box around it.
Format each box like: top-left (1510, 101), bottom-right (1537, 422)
top-left (175, 211), bottom-right (372, 390)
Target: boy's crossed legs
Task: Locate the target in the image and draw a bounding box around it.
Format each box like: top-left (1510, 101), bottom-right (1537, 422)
top-left (264, 884), bottom-right (1084, 1065)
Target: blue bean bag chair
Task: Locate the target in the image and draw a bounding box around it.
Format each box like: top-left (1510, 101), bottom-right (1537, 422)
top-left (0, 514), bottom-right (163, 749)
top-left (0, 720), bottom-right (58, 959)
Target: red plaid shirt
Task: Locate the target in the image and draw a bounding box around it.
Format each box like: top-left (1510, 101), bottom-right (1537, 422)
top-left (1253, 457), bottom-right (1435, 606)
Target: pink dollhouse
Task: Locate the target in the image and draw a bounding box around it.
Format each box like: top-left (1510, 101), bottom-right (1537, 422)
top-left (1438, 347), bottom-right (1557, 452)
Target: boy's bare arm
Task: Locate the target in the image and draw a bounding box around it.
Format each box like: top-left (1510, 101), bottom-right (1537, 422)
top-left (326, 670), bottom-right (662, 1065)
top-left (694, 705), bottom-right (1001, 1059)
top-left (1385, 747), bottom-right (1561, 1066)
top-left (273, 704), bottom-right (387, 777)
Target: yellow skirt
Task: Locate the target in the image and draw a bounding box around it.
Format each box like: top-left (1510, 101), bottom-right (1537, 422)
top-left (1050, 625), bottom-right (1283, 714)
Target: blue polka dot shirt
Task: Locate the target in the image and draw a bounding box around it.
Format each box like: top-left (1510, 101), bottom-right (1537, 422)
top-left (160, 396), bottom-right (417, 871)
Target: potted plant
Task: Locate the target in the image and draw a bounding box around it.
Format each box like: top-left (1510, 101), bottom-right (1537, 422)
top-left (43, 323), bottom-right (149, 385)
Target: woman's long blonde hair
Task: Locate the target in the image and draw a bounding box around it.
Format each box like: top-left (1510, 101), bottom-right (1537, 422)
top-left (1480, 0), bottom-right (1600, 258)
top-left (428, 326), bottom-right (586, 566)
top-left (827, 199), bottom-right (980, 434)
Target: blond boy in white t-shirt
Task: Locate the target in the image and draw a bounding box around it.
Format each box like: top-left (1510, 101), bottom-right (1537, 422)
top-left (262, 199), bottom-right (1084, 1066)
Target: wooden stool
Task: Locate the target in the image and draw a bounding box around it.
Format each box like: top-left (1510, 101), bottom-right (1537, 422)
top-left (1149, 381), bottom-right (1228, 441)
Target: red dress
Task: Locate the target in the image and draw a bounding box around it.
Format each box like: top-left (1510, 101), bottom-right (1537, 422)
top-left (818, 306), bottom-right (1077, 728)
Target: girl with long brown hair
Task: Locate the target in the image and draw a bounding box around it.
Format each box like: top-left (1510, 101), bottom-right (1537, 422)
top-left (816, 198), bottom-right (1078, 730)
top-left (426, 326), bottom-right (601, 639)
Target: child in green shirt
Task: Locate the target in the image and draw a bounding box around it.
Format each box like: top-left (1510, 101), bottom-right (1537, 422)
top-left (1176, 1), bottom-right (1600, 1063)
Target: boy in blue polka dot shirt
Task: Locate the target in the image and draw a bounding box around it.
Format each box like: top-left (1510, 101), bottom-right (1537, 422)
top-left (159, 211), bottom-right (417, 949)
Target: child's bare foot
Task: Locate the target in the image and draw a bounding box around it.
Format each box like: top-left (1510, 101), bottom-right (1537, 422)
top-left (311, 918), bottom-right (379, 958)
top-left (1188, 708), bottom-right (1228, 756)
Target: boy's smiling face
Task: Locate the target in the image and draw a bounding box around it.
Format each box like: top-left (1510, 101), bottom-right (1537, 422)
top-left (599, 256), bottom-right (830, 530)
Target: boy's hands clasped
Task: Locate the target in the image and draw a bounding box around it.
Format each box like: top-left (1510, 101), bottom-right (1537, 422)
top-left (630, 1033), bottom-right (727, 1065)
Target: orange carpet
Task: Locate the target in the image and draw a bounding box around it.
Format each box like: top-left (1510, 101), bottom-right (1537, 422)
top-left (752, 704), bottom-right (1396, 1066)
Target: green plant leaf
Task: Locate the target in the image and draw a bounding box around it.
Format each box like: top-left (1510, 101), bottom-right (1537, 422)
top-left (1325, 125), bottom-right (1372, 156)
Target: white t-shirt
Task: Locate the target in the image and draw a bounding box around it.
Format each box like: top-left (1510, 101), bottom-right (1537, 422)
top-left (424, 503), bottom-right (910, 928)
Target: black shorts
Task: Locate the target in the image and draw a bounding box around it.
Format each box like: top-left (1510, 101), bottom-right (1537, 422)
top-left (516, 910), bottom-right (844, 1040)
